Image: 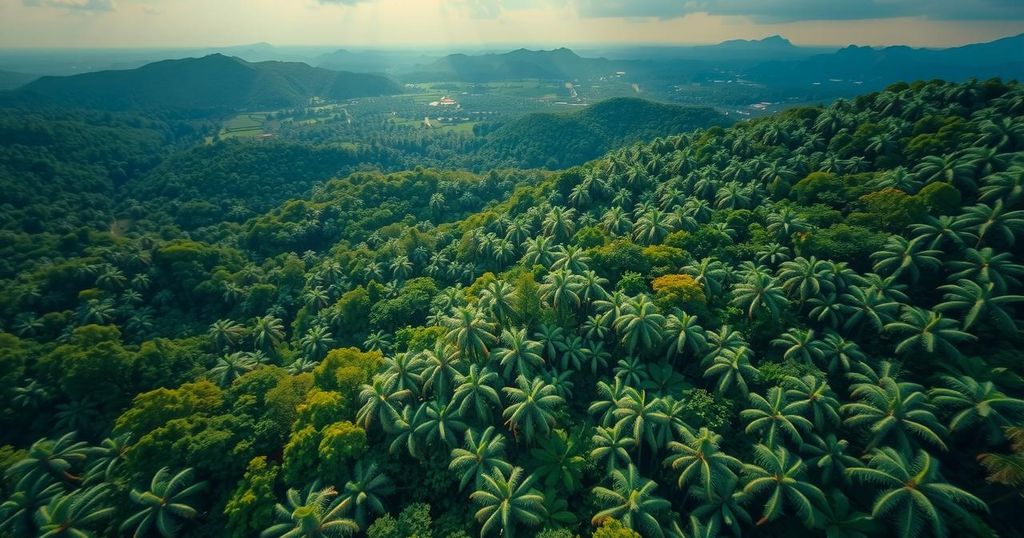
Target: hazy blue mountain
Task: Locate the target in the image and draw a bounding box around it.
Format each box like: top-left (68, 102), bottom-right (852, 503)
top-left (403, 47), bottom-right (618, 82)
top-left (19, 54), bottom-right (402, 113)
top-left (316, 49), bottom-right (440, 74)
top-left (748, 33), bottom-right (1024, 88)
top-left (0, 70), bottom-right (36, 91)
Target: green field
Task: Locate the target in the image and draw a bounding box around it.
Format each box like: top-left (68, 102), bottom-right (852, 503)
top-left (220, 113), bottom-right (269, 139)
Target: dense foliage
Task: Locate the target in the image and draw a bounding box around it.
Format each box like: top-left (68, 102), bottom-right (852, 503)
top-left (2, 78), bottom-right (1023, 538)
top-left (476, 98), bottom-right (730, 170)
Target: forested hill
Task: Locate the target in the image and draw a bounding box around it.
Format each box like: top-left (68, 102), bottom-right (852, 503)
top-left (19, 54), bottom-right (402, 114)
top-left (1, 79), bottom-right (1024, 538)
top-left (476, 97), bottom-right (731, 169)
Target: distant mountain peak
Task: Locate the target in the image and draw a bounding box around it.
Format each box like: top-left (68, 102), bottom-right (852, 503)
top-left (717, 35), bottom-right (794, 49)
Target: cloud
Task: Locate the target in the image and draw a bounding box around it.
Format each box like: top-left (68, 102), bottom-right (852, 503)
top-left (574, 0), bottom-right (1024, 21)
top-left (316, 0), bottom-right (374, 5)
top-left (23, 0), bottom-right (115, 11)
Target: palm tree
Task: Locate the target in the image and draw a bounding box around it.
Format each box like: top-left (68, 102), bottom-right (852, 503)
top-left (253, 315), bottom-right (285, 352)
top-left (885, 307), bottom-right (975, 358)
top-left (589, 378), bottom-right (631, 427)
top-left (956, 200), bottom-right (1024, 247)
top-left (356, 377), bottom-right (409, 430)
top-left (444, 306), bottom-right (498, 362)
top-left (615, 295), bottom-right (665, 354)
top-left (633, 210), bottom-right (676, 244)
top-left (522, 236), bottom-right (556, 267)
top-left (582, 341), bottom-right (612, 375)
top-left (909, 215), bottom-right (978, 250)
top-left (688, 474), bottom-right (753, 538)
top-left (420, 341), bottom-right (463, 399)
top-left (839, 285), bottom-right (899, 334)
top-left (533, 323), bottom-right (565, 363)
top-left (34, 484), bottom-right (115, 537)
top-left (662, 311), bottom-right (707, 364)
top-left (5, 432), bottom-right (91, 485)
top-left (84, 435), bottom-right (130, 485)
top-left (614, 388), bottom-right (667, 459)
top-left (479, 280), bottom-right (517, 326)
top-left (841, 375), bottom-right (948, 453)
top-left (363, 330), bottom-right (392, 353)
top-left (930, 375), bottom-right (1024, 443)
top-left (551, 245), bottom-right (592, 274)
top-left (555, 334), bottom-right (586, 371)
top-left (381, 352), bottom-right (424, 397)
top-left (413, 400), bottom-right (468, 450)
top-left (542, 206), bottom-right (576, 242)
top-left (337, 461), bottom-right (393, 529)
top-left (847, 448), bottom-right (987, 538)
top-left (493, 328), bottom-right (545, 382)
top-left (210, 351), bottom-right (258, 387)
top-left (303, 286), bottom-right (330, 311)
top-left (771, 328), bottom-right (826, 365)
top-left (121, 467), bottom-right (207, 537)
top-left (540, 269), bottom-right (582, 319)
top-left (802, 434), bottom-right (860, 486)
top-left (741, 387), bottom-right (813, 448)
top-left (527, 429), bottom-right (586, 493)
top-left (0, 474), bottom-right (62, 536)
top-left (757, 242), bottom-right (792, 267)
top-left (741, 444), bottom-right (826, 527)
top-left (602, 206), bottom-right (633, 235)
top-left (591, 464), bottom-right (671, 538)
top-left (870, 236), bottom-right (942, 283)
top-left (731, 271), bottom-right (788, 320)
top-left (300, 326), bottom-right (335, 361)
top-left (684, 257), bottom-right (730, 298)
top-left (947, 247), bottom-right (1024, 293)
top-left (452, 365), bottom-right (501, 423)
top-left (778, 256), bottom-right (832, 306)
top-left (936, 279), bottom-right (1023, 331)
top-left (502, 376), bottom-right (563, 443)
top-left (614, 356), bottom-right (649, 388)
top-left (390, 256), bottom-right (413, 280)
top-left (914, 153), bottom-right (976, 191)
top-left (470, 467), bottom-right (545, 538)
top-left (578, 269), bottom-right (610, 303)
top-left (209, 319), bottom-right (245, 351)
top-left (783, 375), bottom-right (841, 430)
top-left (767, 208), bottom-right (809, 240)
top-left (450, 427), bottom-right (513, 492)
top-left (818, 491), bottom-right (879, 538)
top-left (663, 427), bottom-right (742, 500)
top-left (703, 345), bottom-right (758, 397)
top-left (591, 423), bottom-right (636, 474)
top-left (261, 482), bottom-right (358, 538)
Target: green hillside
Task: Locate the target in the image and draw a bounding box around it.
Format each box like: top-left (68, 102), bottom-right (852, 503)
top-left (1, 79), bottom-right (1023, 538)
top-left (476, 97), bottom-right (732, 169)
top-left (20, 54), bottom-right (402, 114)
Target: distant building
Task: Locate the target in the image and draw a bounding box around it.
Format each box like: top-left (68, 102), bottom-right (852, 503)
top-left (429, 96), bottom-right (459, 107)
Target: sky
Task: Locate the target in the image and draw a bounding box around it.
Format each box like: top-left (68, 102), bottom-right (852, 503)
top-left (1, 0), bottom-right (1024, 49)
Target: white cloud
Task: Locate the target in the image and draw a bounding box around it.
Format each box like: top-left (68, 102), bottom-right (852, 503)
top-left (23, 0), bottom-right (115, 11)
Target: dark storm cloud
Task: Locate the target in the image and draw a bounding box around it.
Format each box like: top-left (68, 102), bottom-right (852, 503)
top-left (576, 0), bottom-right (1024, 21)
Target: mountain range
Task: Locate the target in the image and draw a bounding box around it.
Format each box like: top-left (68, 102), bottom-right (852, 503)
top-left (18, 54), bottom-right (402, 113)
top-left (748, 32), bottom-right (1024, 87)
top-left (402, 47), bottom-right (615, 82)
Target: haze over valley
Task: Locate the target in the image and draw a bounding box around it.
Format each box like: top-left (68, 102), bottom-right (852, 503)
top-left (1, 2), bottom-right (1023, 538)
